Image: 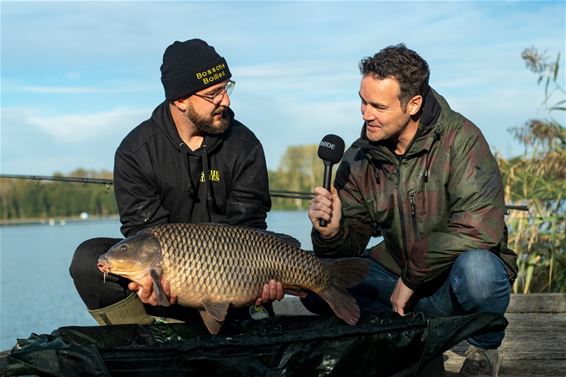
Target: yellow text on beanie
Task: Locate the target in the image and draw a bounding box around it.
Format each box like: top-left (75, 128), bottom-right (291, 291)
top-left (160, 39), bottom-right (232, 101)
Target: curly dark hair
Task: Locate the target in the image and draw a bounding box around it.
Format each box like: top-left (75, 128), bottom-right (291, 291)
top-left (359, 44), bottom-right (430, 107)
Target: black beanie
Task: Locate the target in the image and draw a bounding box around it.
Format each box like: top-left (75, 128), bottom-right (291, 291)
top-left (160, 39), bottom-right (232, 101)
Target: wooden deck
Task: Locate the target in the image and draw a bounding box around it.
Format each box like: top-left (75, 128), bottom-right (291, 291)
top-left (443, 293), bottom-right (566, 376)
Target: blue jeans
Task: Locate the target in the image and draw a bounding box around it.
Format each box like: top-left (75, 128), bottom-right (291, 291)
top-left (302, 249), bottom-right (511, 349)
top-left (355, 249), bottom-right (512, 348)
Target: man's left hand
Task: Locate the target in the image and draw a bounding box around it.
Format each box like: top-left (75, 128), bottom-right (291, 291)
top-left (255, 279), bottom-right (284, 306)
top-left (390, 278), bottom-right (414, 316)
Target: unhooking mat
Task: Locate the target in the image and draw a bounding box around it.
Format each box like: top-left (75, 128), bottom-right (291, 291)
top-left (1, 311), bottom-right (507, 377)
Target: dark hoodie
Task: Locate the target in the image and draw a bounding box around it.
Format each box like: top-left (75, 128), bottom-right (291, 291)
top-left (114, 101), bottom-right (271, 237)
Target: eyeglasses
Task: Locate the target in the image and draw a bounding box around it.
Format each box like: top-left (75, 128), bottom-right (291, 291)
top-left (193, 80), bottom-right (235, 105)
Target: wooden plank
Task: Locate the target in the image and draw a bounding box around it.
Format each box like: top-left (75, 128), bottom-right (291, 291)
top-left (499, 360), bottom-right (566, 377)
top-left (502, 313), bottom-right (566, 360)
top-left (508, 294), bottom-right (566, 313)
top-left (445, 360), bottom-right (566, 377)
top-left (445, 311), bottom-right (566, 376)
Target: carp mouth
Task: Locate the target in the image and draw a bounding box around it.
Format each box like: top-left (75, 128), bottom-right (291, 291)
top-left (97, 257), bottom-right (112, 282)
top-left (96, 256), bottom-right (155, 284)
top-left (97, 257), bottom-right (112, 272)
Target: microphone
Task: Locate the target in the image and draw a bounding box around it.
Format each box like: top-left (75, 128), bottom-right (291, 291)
top-left (317, 134), bottom-right (345, 227)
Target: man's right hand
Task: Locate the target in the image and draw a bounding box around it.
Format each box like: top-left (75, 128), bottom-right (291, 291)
top-left (308, 186), bottom-right (342, 238)
top-left (128, 275), bottom-right (177, 306)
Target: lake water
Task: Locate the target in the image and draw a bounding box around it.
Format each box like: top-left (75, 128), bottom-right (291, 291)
top-left (0, 211), bottom-right (319, 350)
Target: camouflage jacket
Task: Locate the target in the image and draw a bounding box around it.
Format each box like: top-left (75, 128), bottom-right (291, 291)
top-left (312, 88), bottom-right (518, 290)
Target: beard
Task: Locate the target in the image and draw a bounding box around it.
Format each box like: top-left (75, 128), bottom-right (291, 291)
top-left (187, 105), bottom-right (230, 135)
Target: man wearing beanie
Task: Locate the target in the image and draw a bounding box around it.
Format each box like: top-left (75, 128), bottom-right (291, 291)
top-left (70, 39), bottom-right (282, 327)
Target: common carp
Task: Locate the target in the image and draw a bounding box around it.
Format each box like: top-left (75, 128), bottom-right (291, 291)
top-left (97, 223), bottom-right (371, 334)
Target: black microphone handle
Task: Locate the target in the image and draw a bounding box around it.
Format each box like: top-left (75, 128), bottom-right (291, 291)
top-left (319, 161), bottom-right (333, 227)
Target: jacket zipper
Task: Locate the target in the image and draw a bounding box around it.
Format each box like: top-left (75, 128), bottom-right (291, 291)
top-left (395, 163), bottom-right (411, 268)
top-left (409, 194), bottom-right (420, 241)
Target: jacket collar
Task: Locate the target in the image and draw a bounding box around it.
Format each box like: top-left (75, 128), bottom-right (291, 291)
top-left (353, 87), bottom-right (444, 161)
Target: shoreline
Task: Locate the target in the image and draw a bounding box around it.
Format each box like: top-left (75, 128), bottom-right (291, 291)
top-left (0, 215), bottom-right (119, 227)
top-left (0, 210), bottom-right (306, 227)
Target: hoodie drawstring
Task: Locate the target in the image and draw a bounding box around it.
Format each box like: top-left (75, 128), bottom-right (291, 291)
top-left (179, 143), bottom-right (195, 195)
top-left (201, 145), bottom-right (214, 222)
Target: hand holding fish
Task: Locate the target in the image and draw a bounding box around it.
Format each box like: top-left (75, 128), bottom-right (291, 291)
top-left (255, 279), bottom-right (285, 306)
top-left (128, 276), bottom-right (178, 306)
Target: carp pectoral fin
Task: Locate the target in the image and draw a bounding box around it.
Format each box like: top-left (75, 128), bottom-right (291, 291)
top-left (149, 269), bottom-right (169, 307)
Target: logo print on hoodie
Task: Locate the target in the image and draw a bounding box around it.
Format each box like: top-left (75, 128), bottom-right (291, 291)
top-left (200, 170), bottom-right (220, 183)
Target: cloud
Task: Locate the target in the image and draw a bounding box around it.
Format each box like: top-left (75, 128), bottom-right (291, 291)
top-left (235, 90), bottom-right (361, 169)
top-left (4, 107), bottom-right (148, 143)
top-left (18, 84), bottom-right (155, 95)
top-left (1, 106), bottom-right (149, 174)
top-left (20, 85), bottom-right (122, 94)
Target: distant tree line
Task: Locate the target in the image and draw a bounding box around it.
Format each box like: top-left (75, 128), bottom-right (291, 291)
top-left (0, 169), bottom-right (117, 221)
top-left (0, 149), bottom-right (327, 221)
top-left (269, 144), bottom-right (325, 210)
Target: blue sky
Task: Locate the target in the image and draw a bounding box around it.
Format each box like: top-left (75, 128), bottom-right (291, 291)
top-left (1, 1), bottom-right (565, 176)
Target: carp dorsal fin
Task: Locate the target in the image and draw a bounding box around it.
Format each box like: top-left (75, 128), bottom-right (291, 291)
top-left (149, 269), bottom-right (170, 307)
top-left (199, 301), bottom-right (230, 334)
top-left (203, 223), bottom-right (302, 249)
top-left (261, 230), bottom-right (302, 249)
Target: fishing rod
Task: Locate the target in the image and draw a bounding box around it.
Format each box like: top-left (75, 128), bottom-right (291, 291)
top-left (0, 174), bottom-right (315, 200)
top-left (0, 174), bottom-right (530, 211)
top-left (0, 174), bottom-right (114, 185)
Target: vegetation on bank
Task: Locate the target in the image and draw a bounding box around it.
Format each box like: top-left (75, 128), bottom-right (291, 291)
top-left (0, 169), bottom-right (117, 220)
top-left (269, 144), bottom-right (323, 210)
top-left (499, 48), bottom-right (565, 294)
top-left (1, 48), bottom-right (563, 293)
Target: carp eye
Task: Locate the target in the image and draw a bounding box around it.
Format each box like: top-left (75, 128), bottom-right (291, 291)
top-left (120, 245), bottom-right (128, 253)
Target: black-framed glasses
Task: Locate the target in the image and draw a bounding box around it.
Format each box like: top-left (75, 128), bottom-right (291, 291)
top-left (193, 80), bottom-right (235, 105)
